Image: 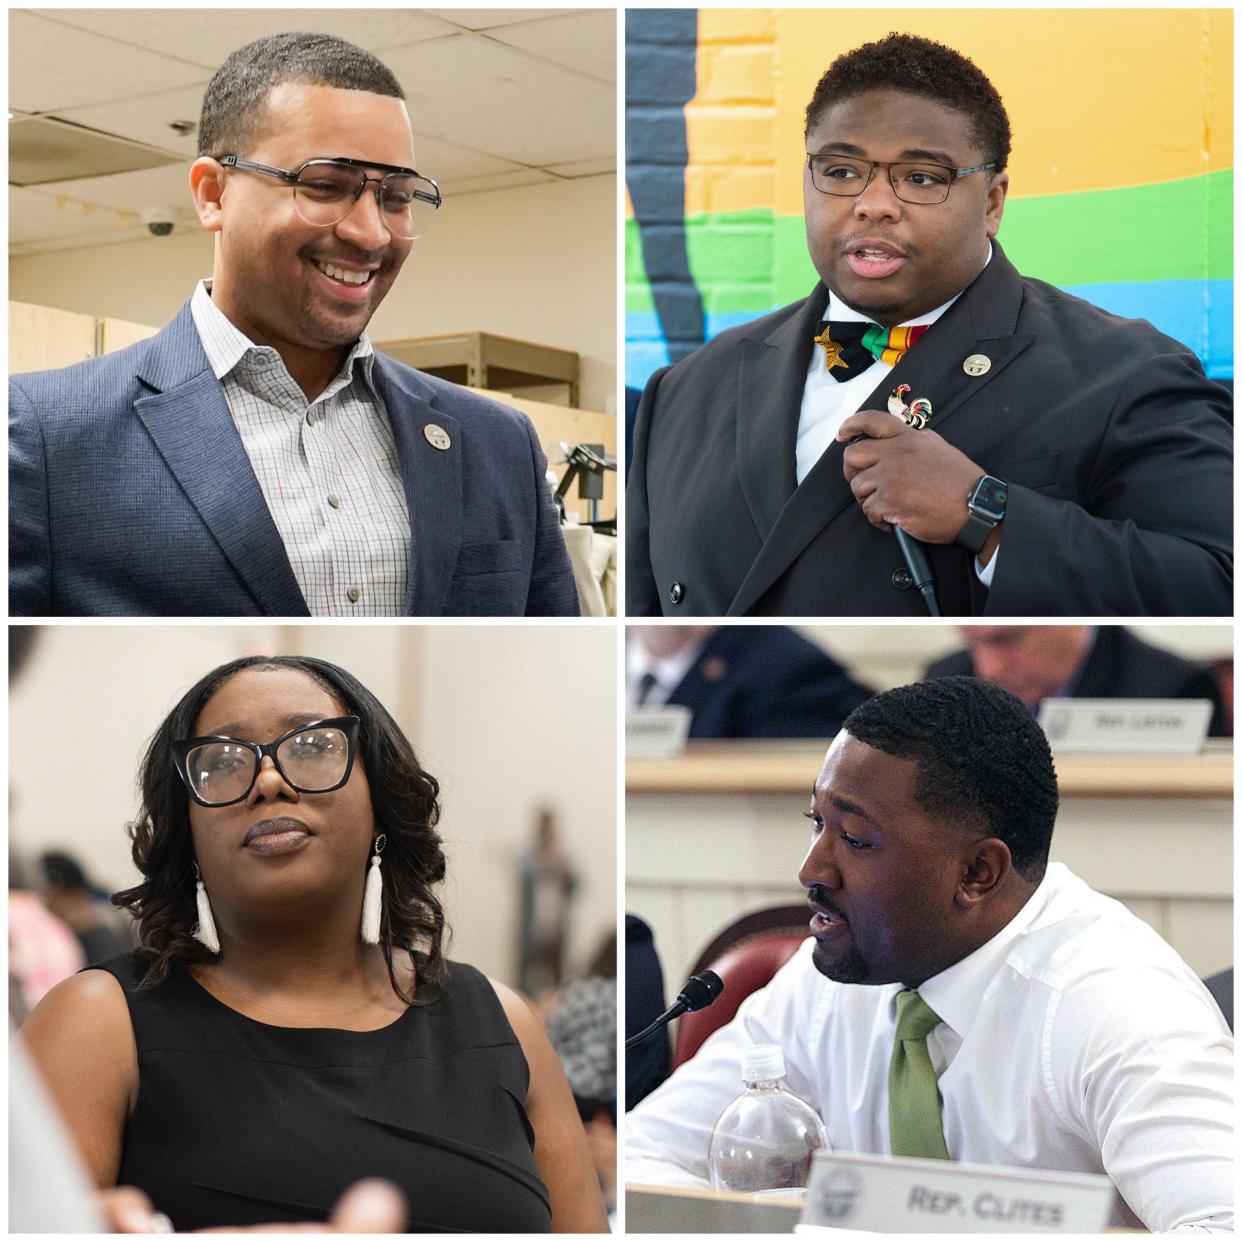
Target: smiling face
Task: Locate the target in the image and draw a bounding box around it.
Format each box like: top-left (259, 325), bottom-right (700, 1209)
top-left (800, 732), bottom-right (983, 987)
top-left (803, 88), bottom-right (1008, 324)
top-left (192, 81), bottom-right (415, 361)
top-left (187, 666), bottom-right (375, 930)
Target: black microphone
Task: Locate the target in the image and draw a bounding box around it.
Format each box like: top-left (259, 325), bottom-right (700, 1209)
top-left (625, 970), bottom-right (725, 1050)
top-left (846, 431), bottom-right (941, 617)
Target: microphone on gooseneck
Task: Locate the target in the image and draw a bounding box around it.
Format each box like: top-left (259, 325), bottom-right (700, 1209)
top-left (625, 971), bottom-right (725, 1050)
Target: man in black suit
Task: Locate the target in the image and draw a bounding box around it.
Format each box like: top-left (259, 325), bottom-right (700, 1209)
top-left (626, 33), bottom-right (1232, 617)
top-left (925, 626), bottom-right (1230, 736)
top-left (627, 626), bottom-right (871, 738)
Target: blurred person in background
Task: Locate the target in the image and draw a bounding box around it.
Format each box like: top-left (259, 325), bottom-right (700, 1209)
top-left (19, 654), bottom-right (606, 1232)
top-left (925, 626), bottom-right (1230, 735)
top-left (517, 808), bottom-right (578, 998)
top-left (9, 849), bottom-right (84, 1026)
top-left (39, 850), bottom-right (134, 966)
top-left (543, 931), bottom-right (618, 1217)
top-left (627, 625), bottom-right (872, 737)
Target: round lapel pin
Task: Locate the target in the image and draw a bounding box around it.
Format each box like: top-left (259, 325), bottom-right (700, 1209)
top-left (423, 424), bottom-right (452, 451)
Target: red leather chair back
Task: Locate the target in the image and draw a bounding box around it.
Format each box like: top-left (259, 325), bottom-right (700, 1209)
top-left (673, 934), bottom-right (805, 1067)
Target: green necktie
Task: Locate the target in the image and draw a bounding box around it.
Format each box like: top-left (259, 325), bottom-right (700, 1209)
top-left (887, 989), bottom-right (951, 1160)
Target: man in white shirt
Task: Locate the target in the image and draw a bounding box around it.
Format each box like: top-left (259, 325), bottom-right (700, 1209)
top-left (626, 676), bottom-right (1233, 1232)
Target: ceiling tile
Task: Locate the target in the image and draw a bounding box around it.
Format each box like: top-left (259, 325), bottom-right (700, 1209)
top-left (49, 86), bottom-right (207, 158)
top-left (424, 10), bottom-right (567, 31)
top-left (33, 9), bottom-right (462, 66)
top-left (25, 163), bottom-right (199, 219)
top-left (546, 158), bottom-right (615, 178)
top-left (486, 11), bottom-right (616, 84)
top-left (386, 34), bottom-right (615, 167)
top-left (449, 169), bottom-right (558, 196)
top-left (10, 12), bottom-right (209, 112)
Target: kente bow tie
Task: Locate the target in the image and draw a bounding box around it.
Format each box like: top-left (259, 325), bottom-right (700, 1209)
top-left (813, 321), bottom-right (930, 382)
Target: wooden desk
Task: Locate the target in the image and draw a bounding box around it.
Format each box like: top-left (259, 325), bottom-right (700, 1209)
top-left (627, 743), bottom-right (1233, 984)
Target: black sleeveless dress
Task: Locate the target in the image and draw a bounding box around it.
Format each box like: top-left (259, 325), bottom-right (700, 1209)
top-left (92, 953), bottom-right (552, 1232)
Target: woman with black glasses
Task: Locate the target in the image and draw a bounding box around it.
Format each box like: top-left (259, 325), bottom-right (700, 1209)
top-left (19, 655), bottom-right (607, 1232)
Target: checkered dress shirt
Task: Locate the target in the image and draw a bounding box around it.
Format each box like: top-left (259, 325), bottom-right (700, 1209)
top-left (190, 280), bottom-right (410, 616)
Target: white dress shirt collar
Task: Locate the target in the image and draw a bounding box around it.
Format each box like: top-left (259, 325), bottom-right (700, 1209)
top-left (916, 871), bottom-right (1047, 1040)
top-left (190, 278), bottom-right (377, 398)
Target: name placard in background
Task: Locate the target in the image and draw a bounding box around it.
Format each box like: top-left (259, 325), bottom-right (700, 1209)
top-left (626, 706), bottom-right (693, 758)
top-left (1037, 698), bottom-right (1212, 754)
top-left (798, 1152), bottom-right (1115, 1234)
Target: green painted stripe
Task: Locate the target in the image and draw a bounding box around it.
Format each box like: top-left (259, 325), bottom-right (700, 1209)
top-left (627, 171), bottom-right (1232, 312)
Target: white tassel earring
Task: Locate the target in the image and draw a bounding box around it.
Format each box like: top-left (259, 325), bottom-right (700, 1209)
top-left (360, 834), bottom-right (387, 944)
top-left (192, 862), bottom-right (220, 954)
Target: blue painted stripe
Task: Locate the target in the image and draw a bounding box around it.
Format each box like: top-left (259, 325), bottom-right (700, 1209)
top-left (628, 280), bottom-right (1233, 390)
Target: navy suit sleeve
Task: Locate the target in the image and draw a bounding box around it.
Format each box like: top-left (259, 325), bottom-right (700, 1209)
top-left (520, 416), bottom-right (580, 617)
top-left (984, 351), bottom-right (1232, 615)
top-left (9, 378), bottom-right (53, 616)
top-left (625, 367), bottom-right (669, 615)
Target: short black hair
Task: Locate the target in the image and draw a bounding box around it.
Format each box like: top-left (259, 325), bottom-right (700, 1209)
top-left (804, 32), bottom-right (1012, 173)
top-left (841, 676), bottom-right (1057, 879)
top-left (198, 32), bottom-right (404, 157)
top-left (113, 656), bottom-right (448, 1004)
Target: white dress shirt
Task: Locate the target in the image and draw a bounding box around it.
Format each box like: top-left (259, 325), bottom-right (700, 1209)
top-left (626, 864), bottom-right (1233, 1232)
top-left (190, 280), bottom-right (410, 616)
top-left (625, 635), bottom-right (710, 708)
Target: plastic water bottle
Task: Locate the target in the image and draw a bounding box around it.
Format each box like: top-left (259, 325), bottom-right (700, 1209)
top-left (707, 1043), bottom-right (829, 1193)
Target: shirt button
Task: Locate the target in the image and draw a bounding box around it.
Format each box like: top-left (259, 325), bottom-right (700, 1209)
top-left (668, 581), bottom-right (684, 606)
top-left (306, 411), bottom-right (317, 426)
top-left (347, 586), bottom-right (360, 603)
top-left (891, 567), bottom-right (914, 591)
top-left (327, 494), bottom-right (341, 509)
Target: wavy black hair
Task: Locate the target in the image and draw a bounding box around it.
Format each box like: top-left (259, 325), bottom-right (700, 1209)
top-left (113, 655), bottom-right (447, 1004)
top-left (804, 32), bottom-right (1012, 173)
top-left (841, 675), bottom-right (1058, 880)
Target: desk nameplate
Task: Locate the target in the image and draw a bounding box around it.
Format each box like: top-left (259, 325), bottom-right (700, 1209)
top-left (798, 1151), bottom-right (1114, 1233)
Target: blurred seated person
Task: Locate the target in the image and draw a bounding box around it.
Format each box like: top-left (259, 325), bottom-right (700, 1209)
top-left (9, 850), bottom-right (84, 1024)
top-left (627, 626), bottom-right (871, 738)
top-left (19, 655), bottom-right (606, 1232)
top-left (925, 626), bottom-right (1229, 736)
top-left (39, 851), bottom-right (134, 966)
top-left (625, 915), bottom-right (671, 1110)
top-left (543, 931), bottom-right (618, 1216)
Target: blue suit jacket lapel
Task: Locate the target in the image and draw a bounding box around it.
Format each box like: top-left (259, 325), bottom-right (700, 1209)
top-left (132, 304), bottom-right (309, 616)
top-left (373, 356), bottom-right (463, 617)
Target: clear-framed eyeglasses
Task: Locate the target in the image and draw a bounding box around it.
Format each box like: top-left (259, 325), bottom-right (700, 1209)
top-left (216, 155), bottom-right (442, 239)
top-left (806, 154), bottom-right (997, 205)
top-left (172, 716), bottom-right (361, 807)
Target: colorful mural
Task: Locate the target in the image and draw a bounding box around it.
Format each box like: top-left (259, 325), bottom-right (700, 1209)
top-left (625, 9), bottom-right (1234, 395)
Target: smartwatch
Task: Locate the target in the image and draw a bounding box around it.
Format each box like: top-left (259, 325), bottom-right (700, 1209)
top-left (958, 474), bottom-right (1008, 554)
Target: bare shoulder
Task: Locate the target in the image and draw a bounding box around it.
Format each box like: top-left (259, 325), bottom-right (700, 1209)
top-left (488, 977), bottom-right (544, 1045)
top-left (19, 969), bottom-right (137, 1186)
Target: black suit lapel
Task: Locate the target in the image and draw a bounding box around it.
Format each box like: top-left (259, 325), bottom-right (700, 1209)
top-left (727, 243), bottom-right (1035, 616)
top-left (735, 286), bottom-right (829, 540)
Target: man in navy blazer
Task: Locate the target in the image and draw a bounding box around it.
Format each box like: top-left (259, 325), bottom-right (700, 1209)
top-left (10, 33), bottom-right (578, 618)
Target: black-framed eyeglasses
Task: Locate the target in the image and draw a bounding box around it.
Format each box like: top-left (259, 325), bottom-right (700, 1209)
top-left (216, 155), bottom-right (442, 239)
top-left (806, 154), bottom-right (997, 205)
top-left (172, 716), bottom-right (361, 807)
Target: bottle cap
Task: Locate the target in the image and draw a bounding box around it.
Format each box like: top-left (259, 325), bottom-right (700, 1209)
top-left (740, 1043), bottom-right (786, 1083)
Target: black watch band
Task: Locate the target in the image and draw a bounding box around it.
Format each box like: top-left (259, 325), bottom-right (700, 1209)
top-left (958, 475), bottom-right (1008, 555)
